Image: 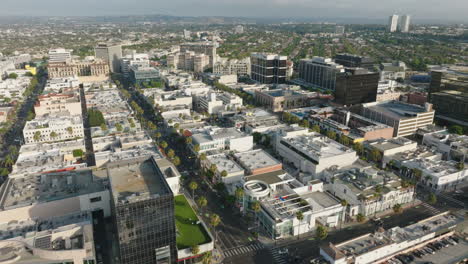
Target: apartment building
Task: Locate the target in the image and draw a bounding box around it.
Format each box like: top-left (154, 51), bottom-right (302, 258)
top-left (213, 57), bottom-right (251, 76)
top-left (167, 51), bottom-right (210, 73)
top-left (179, 42), bottom-right (218, 67)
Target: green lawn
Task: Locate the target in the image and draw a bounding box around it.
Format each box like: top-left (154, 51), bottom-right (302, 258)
top-left (174, 195), bottom-right (211, 249)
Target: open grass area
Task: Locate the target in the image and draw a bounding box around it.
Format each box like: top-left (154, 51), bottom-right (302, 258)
top-left (174, 195), bottom-right (211, 249)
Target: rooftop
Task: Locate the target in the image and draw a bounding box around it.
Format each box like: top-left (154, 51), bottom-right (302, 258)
top-left (206, 154), bottom-right (244, 175)
top-left (191, 126), bottom-right (247, 144)
top-left (107, 157), bottom-right (172, 205)
top-left (363, 100), bottom-right (433, 120)
top-left (0, 169), bottom-right (107, 211)
top-left (174, 195), bottom-right (212, 249)
top-left (234, 149), bottom-right (281, 171)
top-left (366, 137), bottom-right (417, 152)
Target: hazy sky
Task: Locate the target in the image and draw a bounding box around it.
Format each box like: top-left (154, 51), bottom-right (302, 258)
top-left (2, 0), bottom-right (467, 22)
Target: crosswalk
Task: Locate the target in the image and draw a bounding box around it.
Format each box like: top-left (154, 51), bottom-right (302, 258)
top-left (223, 242), bottom-right (264, 258)
top-left (421, 202), bottom-right (441, 214)
top-left (268, 247), bottom-right (288, 264)
top-left (438, 193), bottom-right (465, 208)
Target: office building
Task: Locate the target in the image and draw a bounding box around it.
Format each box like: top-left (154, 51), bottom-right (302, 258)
top-left (250, 53), bottom-right (287, 84)
top-left (130, 66), bottom-right (161, 85)
top-left (121, 51), bottom-right (150, 78)
top-left (255, 88), bottom-right (308, 112)
top-left (233, 149), bottom-right (282, 176)
top-left (242, 174), bottom-right (344, 239)
top-left (308, 107), bottom-right (394, 142)
top-left (167, 51), bottom-right (210, 73)
top-left (48, 48), bottom-right (72, 63)
top-left (179, 42), bottom-right (218, 67)
top-left (298, 57), bottom-right (345, 90)
top-left (47, 60), bottom-right (110, 79)
top-left (399, 15), bottom-right (411, 32)
top-left (95, 43), bottom-right (123, 73)
top-left (335, 68), bottom-right (380, 105)
top-left (335, 25), bottom-right (345, 34)
top-left (325, 162), bottom-right (415, 217)
top-left (183, 29), bottom-right (191, 39)
top-left (361, 101), bottom-right (435, 137)
top-left (388, 14), bottom-right (399, 32)
top-left (364, 137), bottom-right (418, 166)
top-left (203, 153), bottom-right (245, 184)
top-left (276, 131), bottom-right (358, 181)
top-left (213, 57), bottom-right (251, 76)
top-left (334, 54), bottom-right (375, 70)
top-left (235, 25), bottom-right (244, 34)
top-left (23, 115), bottom-right (84, 144)
top-left (108, 157), bottom-right (178, 264)
top-left (379, 61), bottom-right (406, 82)
top-left (190, 126), bottom-right (253, 153)
top-left (429, 68), bottom-right (468, 125)
top-left (321, 213), bottom-right (461, 264)
top-left (34, 92), bottom-right (82, 117)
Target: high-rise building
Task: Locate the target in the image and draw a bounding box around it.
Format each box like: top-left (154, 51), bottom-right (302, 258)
top-left (429, 68), bottom-right (468, 125)
top-left (235, 25), bottom-right (244, 34)
top-left (298, 57), bottom-right (345, 90)
top-left (179, 42), bottom-right (218, 67)
top-left (335, 25), bottom-right (345, 35)
top-left (388, 14), bottom-right (399, 32)
top-left (334, 53), bottom-right (375, 70)
top-left (48, 48), bottom-right (72, 63)
top-left (95, 43), bottom-right (123, 73)
top-left (250, 53), bottom-right (287, 84)
top-left (167, 51), bottom-right (210, 73)
top-left (399, 15), bottom-right (411, 32)
top-left (334, 68), bottom-right (380, 106)
top-left (121, 51), bottom-right (150, 78)
top-left (108, 157), bottom-right (178, 264)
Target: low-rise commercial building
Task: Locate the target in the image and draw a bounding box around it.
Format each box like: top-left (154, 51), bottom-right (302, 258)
top-left (191, 126), bottom-right (253, 153)
top-left (23, 115), bottom-right (84, 144)
top-left (204, 153), bottom-right (245, 184)
top-left (379, 61), bottom-right (406, 82)
top-left (364, 137), bottom-right (418, 166)
top-left (233, 149), bottom-right (282, 176)
top-left (255, 88), bottom-right (307, 112)
top-left (422, 130), bottom-right (468, 162)
top-left (34, 92), bottom-right (82, 117)
top-left (361, 101), bottom-right (435, 137)
top-left (321, 213), bottom-right (461, 264)
top-left (276, 131), bottom-right (358, 182)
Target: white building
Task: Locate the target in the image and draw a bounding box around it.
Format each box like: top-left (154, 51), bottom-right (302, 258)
top-left (321, 213), bottom-right (460, 264)
top-left (388, 15), bottom-right (399, 32)
top-left (191, 126), bottom-right (253, 153)
top-left (399, 15), bottom-right (411, 33)
top-left (243, 173), bottom-right (344, 239)
top-left (325, 161), bottom-right (415, 217)
top-left (196, 92), bottom-right (243, 114)
top-left (48, 48), bottom-right (72, 63)
top-left (44, 77), bottom-right (80, 93)
top-left (422, 130), bottom-right (468, 162)
top-left (213, 57), bottom-right (251, 76)
top-left (204, 153), bottom-right (245, 184)
top-left (364, 137), bottom-right (418, 167)
top-left (153, 90), bottom-right (193, 109)
top-left (23, 115), bottom-right (84, 144)
top-left (276, 131), bottom-right (358, 182)
top-left (235, 25), bottom-right (244, 34)
top-left (121, 51), bottom-right (150, 77)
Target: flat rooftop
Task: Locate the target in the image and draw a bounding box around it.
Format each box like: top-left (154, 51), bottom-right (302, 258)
top-left (234, 149), bottom-right (281, 171)
top-left (0, 169), bottom-right (107, 210)
top-left (280, 133), bottom-right (354, 160)
top-left (192, 127), bottom-right (246, 144)
top-left (244, 170), bottom-right (288, 185)
top-left (363, 100), bottom-right (432, 119)
top-left (206, 154), bottom-right (244, 175)
top-left (367, 137), bottom-right (417, 151)
top-left (108, 157), bottom-right (171, 205)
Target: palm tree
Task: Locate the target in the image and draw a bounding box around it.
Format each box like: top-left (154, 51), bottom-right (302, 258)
top-left (185, 137), bottom-right (192, 145)
top-left (393, 203), bottom-right (403, 214)
top-left (370, 149), bottom-right (382, 163)
top-left (191, 245), bottom-right (200, 255)
top-left (193, 144), bottom-right (200, 154)
top-left (251, 201), bottom-right (261, 231)
top-left (210, 214), bottom-right (221, 242)
top-left (296, 211), bottom-right (304, 239)
top-left (159, 141), bottom-right (168, 149)
top-left (220, 170), bottom-right (228, 177)
top-left (172, 156), bottom-right (181, 166)
top-left (154, 132), bottom-right (162, 142)
top-left (197, 196), bottom-right (208, 214)
top-left (315, 225), bottom-right (328, 240)
top-left (66, 127), bottom-right (73, 134)
top-left (353, 142), bottom-right (364, 155)
top-left (311, 124), bottom-right (320, 133)
top-left (189, 181), bottom-right (198, 199)
top-left (167, 149), bottom-right (175, 159)
top-left (209, 164), bottom-right (217, 174)
top-left (201, 252), bottom-right (212, 264)
top-left (326, 130), bottom-right (337, 141)
top-left (50, 131), bottom-right (58, 139)
top-left (3, 155), bottom-right (15, 167)
top-left (8, 145), bottom-right (18, 156)
top-left (356, 213), bottom-right (366, 223)
top-left (235, 187), bottom-right (244, 207)
top-left (33, 131), bottom-right (41, 141)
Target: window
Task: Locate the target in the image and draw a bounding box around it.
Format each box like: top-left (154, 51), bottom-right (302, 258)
top-left (90, 196), bottom-right (102, 203)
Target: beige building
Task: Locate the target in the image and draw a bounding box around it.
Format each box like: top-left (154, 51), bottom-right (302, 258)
top-left (48, 60), bottom-right (110, 79)
top-left (167, 51), bottom-right (210, 73)
top-left (361, 101), bottom-right (435, 137)
top-left (255, 89), bottom-right (307, 112)
top-left (34, 93), bottom-right (82, 117)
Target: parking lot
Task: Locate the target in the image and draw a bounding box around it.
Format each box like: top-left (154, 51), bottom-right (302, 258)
top-left (386, 235), bottom-right (468, 264)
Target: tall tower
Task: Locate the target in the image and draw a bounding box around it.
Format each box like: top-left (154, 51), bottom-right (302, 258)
top-left (388, 14), bottom-right (399, 32)
top-left (399, 15), bottom-right (411, 33)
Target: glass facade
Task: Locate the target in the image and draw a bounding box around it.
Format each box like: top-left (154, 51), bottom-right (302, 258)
top-left (115, 194), bottom-right (177, 264)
